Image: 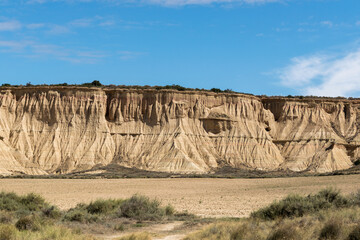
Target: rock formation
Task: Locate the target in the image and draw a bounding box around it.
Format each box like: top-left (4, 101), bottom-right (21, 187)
top-left (0, 86), bottom-right (359, 175)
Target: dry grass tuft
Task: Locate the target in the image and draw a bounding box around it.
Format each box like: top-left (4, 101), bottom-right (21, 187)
top-left (117, 232), bottom-right (152, 240)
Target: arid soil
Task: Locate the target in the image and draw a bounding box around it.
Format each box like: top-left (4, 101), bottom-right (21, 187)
top-left (1, 175), bottom-right (360, 218)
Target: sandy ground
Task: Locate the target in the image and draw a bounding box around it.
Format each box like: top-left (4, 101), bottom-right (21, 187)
top-left (0, 175), bottom-right (360, 218)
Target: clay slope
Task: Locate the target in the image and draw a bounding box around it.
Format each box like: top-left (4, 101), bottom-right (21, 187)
top-left (0, 87), bottom-right (359, 175)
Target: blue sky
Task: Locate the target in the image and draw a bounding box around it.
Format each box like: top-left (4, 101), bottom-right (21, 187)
top-left (0, 0), bottom-right (360, 96)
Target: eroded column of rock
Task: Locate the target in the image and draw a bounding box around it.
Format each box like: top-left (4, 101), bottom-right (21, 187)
top-left (263, 99), bottom-right (359, 172)
top-left (0, 88), bottom-right (115, 175)
top-left (105, 90), bottom-right (283, 173)
top-left (0, 87), bottom-right (358, 175)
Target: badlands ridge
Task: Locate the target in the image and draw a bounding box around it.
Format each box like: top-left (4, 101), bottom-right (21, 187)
top-left (0, 86), bottom-right (359, 176)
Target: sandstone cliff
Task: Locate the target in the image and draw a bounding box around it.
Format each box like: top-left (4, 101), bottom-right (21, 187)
top-left (0, 87), bottom-right (358, 175)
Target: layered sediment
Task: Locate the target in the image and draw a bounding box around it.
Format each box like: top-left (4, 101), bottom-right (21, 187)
top-left (0, 87), bottom-right (359, 175)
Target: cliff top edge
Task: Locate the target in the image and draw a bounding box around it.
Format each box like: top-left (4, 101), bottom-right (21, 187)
top-left (0, 85), bottom-right (359, 103)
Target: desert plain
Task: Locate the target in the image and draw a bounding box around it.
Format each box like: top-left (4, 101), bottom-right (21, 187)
top-left (1, 175), bottom-right (359, 218)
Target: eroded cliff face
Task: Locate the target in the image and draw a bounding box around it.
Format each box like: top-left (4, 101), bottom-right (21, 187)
top-left (0, 87), bottom-right (358, 175)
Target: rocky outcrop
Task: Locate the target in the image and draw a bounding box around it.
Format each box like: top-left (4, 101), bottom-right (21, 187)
top-left (0, 87), bottom-right (359, 175)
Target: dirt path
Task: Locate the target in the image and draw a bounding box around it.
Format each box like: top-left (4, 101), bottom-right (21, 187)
top-left (0, 175), bottom-right (360, 218)
top-left (154, 234), bottom-right (187, 240)
top-left (98, 221), bottom-right (189, 240)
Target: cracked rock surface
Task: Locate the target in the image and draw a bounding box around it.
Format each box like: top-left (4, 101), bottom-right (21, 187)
top-left (0, 87), bottom-right (358, 175)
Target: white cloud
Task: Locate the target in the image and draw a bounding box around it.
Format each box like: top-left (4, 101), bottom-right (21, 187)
top-left (320, 20), bottom-right (333, 27)
top-left (27, 0), bottom-right (93, 3)
top-left (69, 16), bottom-right (115, 27)
top-left (0, 20), bottom-right (21, 31)
top-left (0, 39), bottom-right (108, 64)
top-left (27, 0), bottom-right (283, 6)
top-left (0, 40), bottom-right (29, 51)
top-left (279, 55), bottom-right (327, 87)
top-left (77, 51), bottom-right (108, 58)
top-left (98, 20), bottom-right (115, 26)
top-left (141, 0), bottom-right (281, 6)
top-left (118, 50), bottom-right (146, 60)
top-left (69, 18), bottom-right (93, 27)
top-left (27, 0), bottom-right (48, 3)
top-left (26, 23), bottom-right (45, 29)
top-left (278, 49), bottom-right (360, 97)
top-left (31, 43), bottom-right (68, 57)
top-left (47, 25), bottom-right (71, 34)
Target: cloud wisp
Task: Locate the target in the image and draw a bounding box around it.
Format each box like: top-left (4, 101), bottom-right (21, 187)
top-left (141, 0), bottom-right (282, 6)
top-left (0, 40), bottom-right (108, 64)
top-left (69, 16), bottom-right (115, 28)
top-left (118, 50), bottom-right (146, 60)
top-left (0, 20), bottom-right (22, 31)
top-left (0, 16), bottom-right (146, 63)
top-left (26, 0), bottom-right (284, 6)
top-left (0, 38), bottom-right (145, 63)
top-left (278, 49), bottom-right (360, 97)
top-left (0, 16), bottom-right (115, 36)
top-left (46, 25), bottom-right (71, 34)
top-left (26, 23), bottom-right (45, 29)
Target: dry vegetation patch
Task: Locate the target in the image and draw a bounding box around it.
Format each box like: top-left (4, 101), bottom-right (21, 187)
top-left (184, 188), bottom-right (360, 240)
top-left (1, 175), bottom-right (360, 218)
top-left (0, 191), bottom-right (194, 240)
top-left (1, 188), bottom-right (360, 239)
